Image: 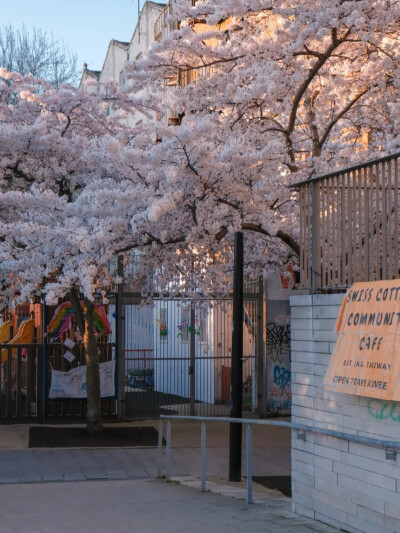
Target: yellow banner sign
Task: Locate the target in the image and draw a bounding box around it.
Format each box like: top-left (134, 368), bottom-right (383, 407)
top-left (323, 279), bottom-right (400, 400)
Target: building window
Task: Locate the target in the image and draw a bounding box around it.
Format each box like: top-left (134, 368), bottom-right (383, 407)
top-left (157, 308), bottom-right (168, 339)
top-left (119, 71), bottom-right (126, 86)
top-left (198, 309), bottom-right (208, 343)
top-left (180, 307), bottom-right (190, 342)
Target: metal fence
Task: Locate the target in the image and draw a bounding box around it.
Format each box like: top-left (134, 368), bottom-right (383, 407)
top-left (0, 344), bottom-right (43, 420)
top-left (122, 285), bottom-right (265, 419)
top-left (293, 152), bottom-right (400, 291)
top-left (0, 299), bottom-right (117, 422)
top-left (0, 284), bottom-right (266, 421)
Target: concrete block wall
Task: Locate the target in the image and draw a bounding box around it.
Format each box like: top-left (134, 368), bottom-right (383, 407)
top-left (291, 293), bottom-right (400, 533)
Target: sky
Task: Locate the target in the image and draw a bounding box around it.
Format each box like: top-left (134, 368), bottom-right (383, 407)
top-left (1, 0), bottom-right (145, 73)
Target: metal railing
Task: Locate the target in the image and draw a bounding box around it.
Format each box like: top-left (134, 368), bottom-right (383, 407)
top-left (292, 152), bottom-right (400, 291)
top-left (157, 415), bottom-right (400, 504)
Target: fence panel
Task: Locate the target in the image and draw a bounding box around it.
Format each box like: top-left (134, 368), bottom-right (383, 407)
top-left (296, 153), bottom-right (400, 290)
top-left (0, 344), bottom-right (42, 421)
top-left (123, 295), bottom-right (260, 419)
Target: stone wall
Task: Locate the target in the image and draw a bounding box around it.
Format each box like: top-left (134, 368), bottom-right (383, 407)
top-left (291, 293), bottom-right (400, 533)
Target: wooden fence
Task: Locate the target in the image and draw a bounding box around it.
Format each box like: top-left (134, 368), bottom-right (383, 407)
top-left (294, 152), bottom-right (400, 291)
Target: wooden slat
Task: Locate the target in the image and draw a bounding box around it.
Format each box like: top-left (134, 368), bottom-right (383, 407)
top-left (387, 161), bottom-right (393, 279)
top-left (347, 172), bottom-right (351, 284)
top-left (321, 180), bottom-right (326, 286)
top-left (354, 169), bottom-right (365, 281)
top-left (299, 187), bottom-right (304, 285)
top-left (362, 166), bottom-right (369, 280)
top-left (312, 181), bottom-right (322, 289)
top-left (306, 184), bottom-right (312, 287)
top-left (333, 176), bottom-right (339, 286)
top-left (393, 159), bottom-right (400, 278)
top-left (339, 175), bottom-right (344, 285)
top-left (381, 162), bottom-right (387, 280)
top-left (326, 177), bottom-right (332, 286)
top-left (369, 165), bottom-right (375, 280)
top-left (308, 184), bottom-right (313, 287)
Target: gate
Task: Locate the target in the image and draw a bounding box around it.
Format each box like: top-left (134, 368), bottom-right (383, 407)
top-left (122, 282), bottom-right (266, 419)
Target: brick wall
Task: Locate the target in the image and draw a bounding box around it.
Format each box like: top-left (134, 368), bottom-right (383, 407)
top-left (291, 293), bottom-right (400, 533)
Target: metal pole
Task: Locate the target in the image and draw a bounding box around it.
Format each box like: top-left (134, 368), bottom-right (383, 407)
top-left (201, 421), bottom-right (206, 492)
top-left (116, 256), bottom-right (125, 421)
top-left (157, 419), bottom-right (163, 478)
top-left (256, 276), bottom-right (266, 417)
top-left (229, 231), bottom-right (244, 482)
top-left (41, 302), bottom-right (48, 422)
top-left (189, 304), bottom-right (196, 416)
top-left (165, 419), bottom-right (171, 480)
top-left (246, 424), bottom-right (253, 504)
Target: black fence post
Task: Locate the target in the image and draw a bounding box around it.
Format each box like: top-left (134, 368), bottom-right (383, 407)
top-left (229, 231), bottom-right (244, 482)
top-left (116, 256), bottom-right (125, 421)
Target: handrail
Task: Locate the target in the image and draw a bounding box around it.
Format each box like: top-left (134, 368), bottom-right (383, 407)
top-left (157, 415), bottom-right (400, 504)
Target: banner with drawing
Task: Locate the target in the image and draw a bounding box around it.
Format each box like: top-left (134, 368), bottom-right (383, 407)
top-left (49, 360), bottom-right (115, 399)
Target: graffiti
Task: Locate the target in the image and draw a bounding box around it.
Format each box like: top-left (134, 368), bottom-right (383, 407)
top-left (269, 386), bottom-right (292, 401)
top-left (268, 385), bottom-right (292, 411)
top-left (267, 322), bottom-right (291, 363)
top-left (367, 399), bottom-right (400, 422)
top-left (273, 365), bottom-right (291, 394)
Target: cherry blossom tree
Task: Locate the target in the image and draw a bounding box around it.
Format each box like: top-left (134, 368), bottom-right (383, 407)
top-left (123, 0), bottom-right (400, 280)
top-left (2, 0), bottom-right (400, 427)
top-left (0, 69), bottom-right (150, 431)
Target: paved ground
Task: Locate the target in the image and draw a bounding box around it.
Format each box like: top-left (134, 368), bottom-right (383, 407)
top-left (0, 478), bottom-right (339, 533)
top-left (0, 421), bottom-right (340, 532)
top-left (0, 420), bottom-right (291, 482)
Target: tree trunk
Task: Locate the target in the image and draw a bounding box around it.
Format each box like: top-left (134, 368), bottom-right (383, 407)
top-left (83, 299), bottom-right (103, 432)
top-left (69, 289), bottom-right (103, 432)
